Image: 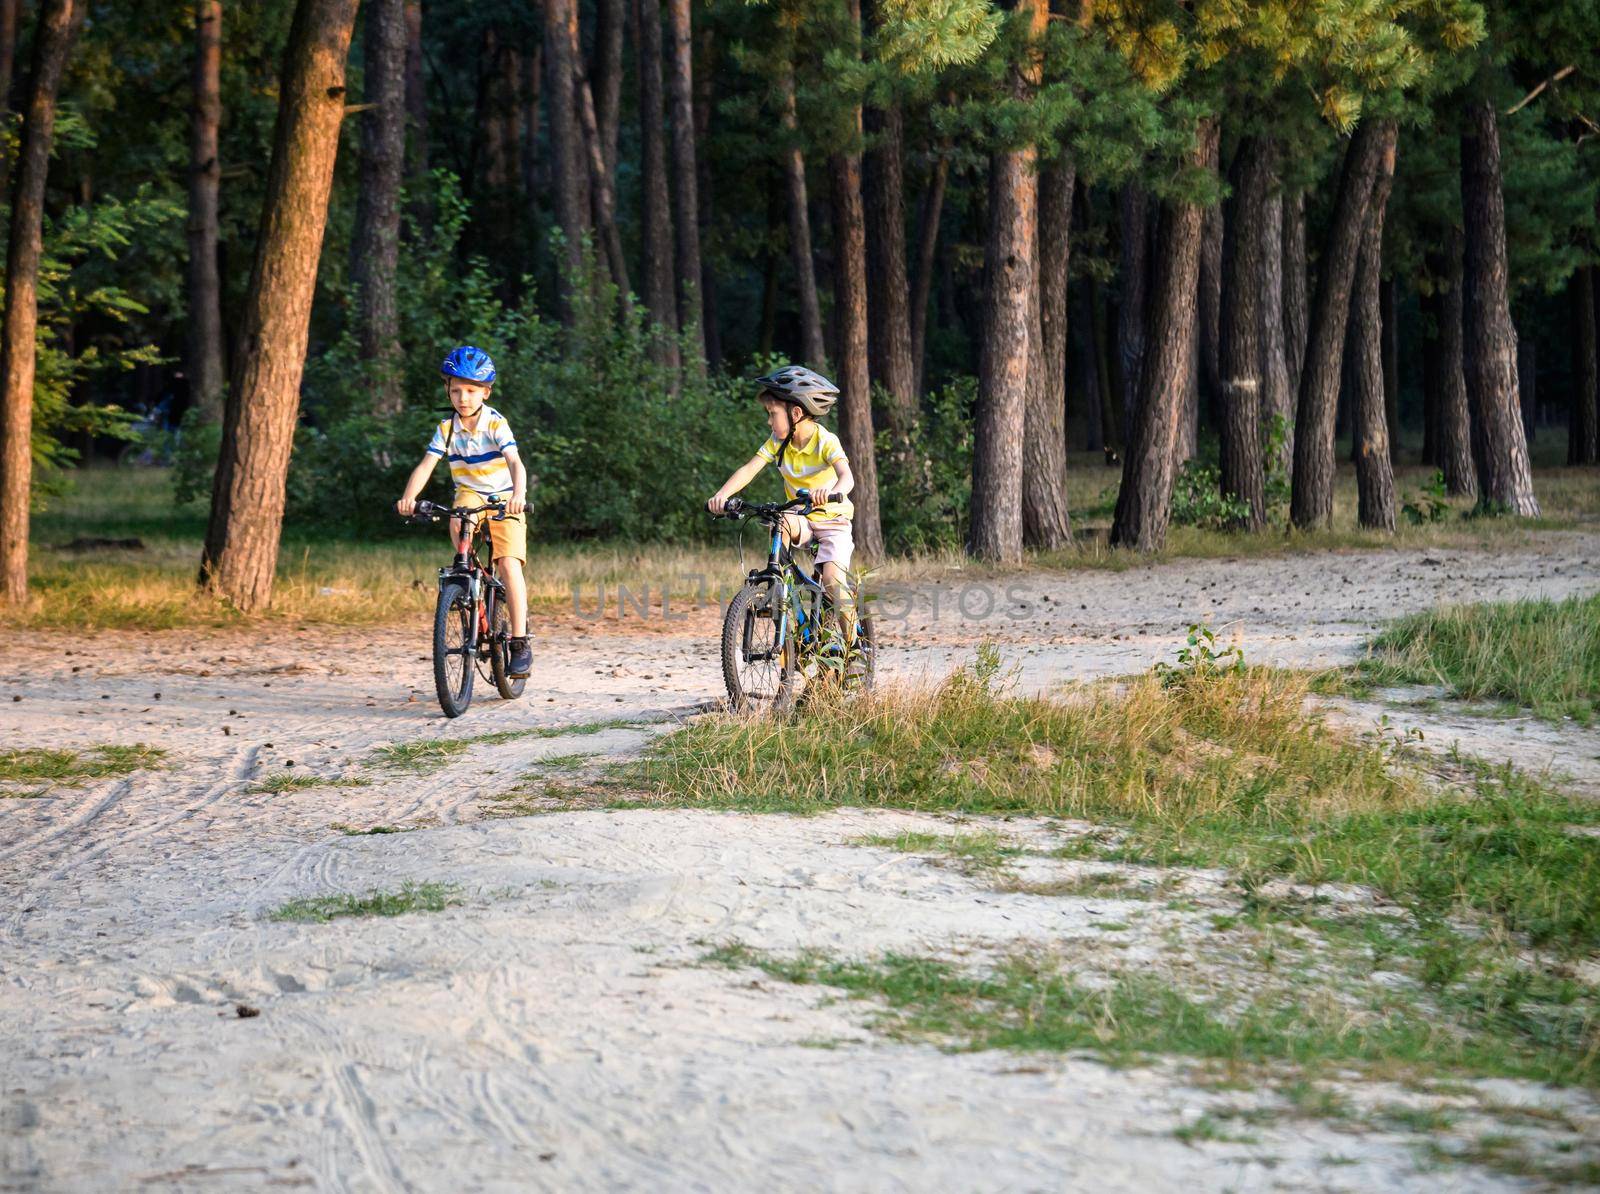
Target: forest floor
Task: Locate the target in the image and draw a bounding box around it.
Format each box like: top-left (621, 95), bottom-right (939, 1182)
top-left (3, 531), bottom-right (1599, 1191)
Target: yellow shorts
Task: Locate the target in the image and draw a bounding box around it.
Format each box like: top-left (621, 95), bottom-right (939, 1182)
top-left (453, 488), bottom-right (527, 563)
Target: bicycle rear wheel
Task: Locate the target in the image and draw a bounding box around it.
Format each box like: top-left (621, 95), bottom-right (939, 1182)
top-left (489, 594), bottom-right (527, 700)
top-left (433, 581), bottom-right (475, 717)
top-left (722, 581), bottom-right (795, 714)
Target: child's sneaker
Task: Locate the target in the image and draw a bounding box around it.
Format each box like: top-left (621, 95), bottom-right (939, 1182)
top-left (508, 637), bottom-right (532, 678)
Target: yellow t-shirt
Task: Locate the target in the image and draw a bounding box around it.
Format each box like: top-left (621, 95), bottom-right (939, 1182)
top-left (756, 425), bottom-right (854, 522)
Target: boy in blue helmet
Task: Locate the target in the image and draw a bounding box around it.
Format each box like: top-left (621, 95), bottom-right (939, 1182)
top-left (396, 346), bottom-right (533, 679)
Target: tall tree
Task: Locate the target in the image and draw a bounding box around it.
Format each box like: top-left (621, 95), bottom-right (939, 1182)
top-left (1571, 267), bottom-right (1598, 465)
top-left (1022, 153), bottom-right (1074, 548)
top-left (908, 148), bottom-right (949, 398)
top-left (1218, 135), bottom-right (1273, 529)
top-left (1460, 97), bottom-right (1539, 515)
top-left (402, 1), bottom-right (427, 183)
top-left (829, 0), bottom-right (884, 561)
top-left (351, 0), bottom-right (407, 414)
top-left (186, 0), bottom-right (226, 424)
top-left (1110, 120), bottom-right (1212, 552)
top-left (1350, 122), bottom-right (1397, 531)
top-left (634, 0), bottom-right (679, 370)
top-left (594, 0), bottom-right (624, 175)
top-left (1282, 189), bottom-right (1308, 402)
top-left (0, 0), bottom-right (83, 605)
top-left (665, 0), bottom-right (705, 367)
top-left (1290, 119), bottom-right (1392, 530)
top-left (198, 0), bottom-right (359, 612)
top-left (1115, 181), bottom-right (1148, 430)
top-left (694, 22), bottom-right (722, 367)
top-left (1260, 189), bottom-right (1293, 475)
top-left (970, 0), bottom-right (1047, 564)
top-left (545, 0), bottom-right (588, 324)
top-left (0, 0), bottom-right (16, 113)
top-left (576, 54), bottom-right (631, 300)
top-left (863, 0), bottom-right (915, 435)
top-left (777, 58), bottom-right (826, 366)
top-left (1423, 232), bottom-right (1477, 497)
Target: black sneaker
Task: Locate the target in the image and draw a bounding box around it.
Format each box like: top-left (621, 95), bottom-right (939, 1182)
top-left (508, 637), bottom-right (532, 679)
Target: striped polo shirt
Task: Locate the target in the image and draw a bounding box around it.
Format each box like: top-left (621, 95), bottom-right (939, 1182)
top-left (426, 406), bottom-right (518, 495)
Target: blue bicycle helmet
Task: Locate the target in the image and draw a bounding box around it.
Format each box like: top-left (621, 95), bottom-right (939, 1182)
top-left (440, 345), bottom-right (497, 385)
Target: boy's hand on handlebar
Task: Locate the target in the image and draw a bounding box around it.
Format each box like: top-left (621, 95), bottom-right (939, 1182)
top-left (396, 497), bottom-right (417, 517)
top-left (506, 495), bottom-right (526, 516)
top-left (707, 494), bottom-right (730, 516)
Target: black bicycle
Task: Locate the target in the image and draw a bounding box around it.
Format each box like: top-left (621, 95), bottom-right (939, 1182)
top-left (406, 498), bottom-right (526, 718)
top-left (712, 495), bottom-right (875, 713)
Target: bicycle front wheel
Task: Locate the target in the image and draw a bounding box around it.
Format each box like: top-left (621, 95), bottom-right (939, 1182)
top-left (722, 581), bottom-right (795, 714)
top-left (433, 581), bottom-right (476, 717)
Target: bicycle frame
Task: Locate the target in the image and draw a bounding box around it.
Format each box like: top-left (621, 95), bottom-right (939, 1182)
top-left (744, 515), bottom-right (828, 661)
top-left (439, 507), bottom-right (507, 662)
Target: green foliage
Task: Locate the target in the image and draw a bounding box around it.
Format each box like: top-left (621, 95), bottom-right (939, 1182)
top-left (1401, 469), bottom-right (1451, 524)
top-left (876, 376), bottom-right (975, 553)
top-left (1153, 623), bottom-right (1247, 687)
top-left (269, 882), bottom-right (462, 924)
top-left (1170, 460), bottom-right (1251, 529)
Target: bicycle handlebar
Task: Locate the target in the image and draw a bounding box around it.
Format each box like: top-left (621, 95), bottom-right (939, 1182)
top-left (714, 492), bottom-right (841, 521)
top-left (407, 498), bottom-right (508, 524)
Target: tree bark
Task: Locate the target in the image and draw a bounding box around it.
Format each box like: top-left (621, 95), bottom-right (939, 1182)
top-left (1197, 130), bottom-right (1223, 425)
top-left (198, 0), bottom-right (358, 613)
top-left (1218, 135), bottom-right (1272, 529)
top-left (830, 146), bottom-right (885, 562)
top-left (544, 0), bottom-right (587, 324)
top-left (1460, 98), bottom-right (1539, 516)
top-left (864, 83), bottom-right (915, 433)
top-left (402, 1), bottom-right (427, 183)
top-left (0, 0), bottom-right (82, 605)
top-left (576, 54), bottom-right (631, 302)
top-left (634, 0), bottom-right (678, 371)
top-left (694, 22), bottom-right (721, 368)
top-left (1382, 276), bottom-right (1400, 460)
top-left (1282, 188), bottom-right (1308, 402)
top-left (969, 0), bottom-right (1046, 564)
top-left (1351, 127), bottom-right (1397, 531)
top-left (594, 0), bottom-right (624, 176)
top-left (351, 0), bottom-right (407, 415)
top-left (520, 44), bottom-right (544, 201)
top-left (186, 0), bottom-right (226, 423)
top-left (1090, 270), bottom-right (1120, 455)
top-left (1426, 232), bottom-right (1477, 497)
top-left (776, 61), bottom-right (825, 368)
top-left (909, 150), bottom-right (948, 400)
top-left (1022, 154), bottom-right (1074, 548)
top-left (1116, 181), bottom-right (1149, 433)
top-left (0, 0), bottom-right (16, 113)
top-left (1290, 120), bottom-right (1392, 530)
top-left (665, 0), bottom-right (704, 367)
top-left (1260, 189), bottom-right (1293, 477)
top-left (1110, 119), bottom-right (1211, 552)
top-left (1570, 267), bottom-right (1598, 465)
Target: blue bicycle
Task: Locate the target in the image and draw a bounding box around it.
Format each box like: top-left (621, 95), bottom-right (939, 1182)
top-left (714, 496), bottom-right (875, 713)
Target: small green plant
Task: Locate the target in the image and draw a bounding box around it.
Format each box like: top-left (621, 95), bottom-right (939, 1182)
top-left (250, 772), bottom-right (368, 794)
top-left (1170, 460), bottom-right (1253, 530)
top-left (1153, 624), bottom-right (1246, 687)
top-left (1402, 470), bottom-right (1451, 525)
top-left (0, 743), bottom-right (166, 786)
top-left (269, 882), bottom-right (460, 923)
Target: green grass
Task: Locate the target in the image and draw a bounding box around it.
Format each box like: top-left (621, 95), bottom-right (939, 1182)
top-left (0, 743), bottom-right (166, 785)
top-left (268, 881), bottom-right (460, 923)
top-left (1357, 592), bottom-right (1600, 724)
top-left (851, 830), bottom-right (1022, 873)
top-left (631, 652), bottom-right (1600, 952)
top-left (329, 823), bottom-right (415, 836)
top-left (370, 720), bottom-right (643, 773)
top-left (701, 944), bottom-right (1598, 1087)
top-left (248, 772), bottom-right (369, 794)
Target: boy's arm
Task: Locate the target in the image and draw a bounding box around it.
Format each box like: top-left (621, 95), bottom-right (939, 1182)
top-left (396, 454), bottom-right (439, 516)
top-left (503, 447), bottom-right (528, 516)
top-left (826, 458), bottom-right (854, 502)
top-left (707, 453), bottom-right (768, 515)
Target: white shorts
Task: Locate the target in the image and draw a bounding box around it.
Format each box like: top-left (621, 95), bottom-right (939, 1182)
top-left (791, 516), bottom-right (855, 571)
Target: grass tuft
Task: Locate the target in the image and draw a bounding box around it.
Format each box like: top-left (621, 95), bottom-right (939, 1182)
top-left (0, 743), bottom-right (166, 786)
top-left (268, 881), bottom-right (460, 923)
top-left (249, 772), bottom-right (369, 794)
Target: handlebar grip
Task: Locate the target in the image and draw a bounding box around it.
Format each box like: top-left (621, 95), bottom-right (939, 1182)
top-left (722, 498), bottom-right (744, 516)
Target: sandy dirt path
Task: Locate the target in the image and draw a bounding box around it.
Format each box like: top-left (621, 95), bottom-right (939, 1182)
top-left (3, 535), bottom-right (1598, 1191)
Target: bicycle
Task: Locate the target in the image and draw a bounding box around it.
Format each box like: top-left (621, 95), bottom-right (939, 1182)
top-left (712, 494), bottom-right (875, 714)
top-left (405, 497), bottom-right (527, 718)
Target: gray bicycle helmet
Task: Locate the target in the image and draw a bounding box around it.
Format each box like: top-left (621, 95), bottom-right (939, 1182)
top-left (753, 364), bottom-right (839, 418)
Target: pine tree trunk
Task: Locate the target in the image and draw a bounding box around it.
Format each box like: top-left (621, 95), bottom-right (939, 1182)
top-left (1351, 129), bottom-right (1397, 531)
top-left (694, 23), bottom-right (721, 368)
top-left (186, 0), bottom-right (226, 423)
top-left (1110, 119), bottom-right (1211, 552)
top-left (1219, 135), bottom-right (1271, 529)
top-left (545, 0), bottom-right (587, 325)
top-left (634, 0), bottom-right (678, 371)
top-left (777, 62), bottom-right (825, 367)
top-left (864, 95), bottom-right (915, 434)
top-left (1198, 133), bottom-right (1223, 421)
top-left (351, 0), bottom-right (406, 415)
top-left (1290, 120), bottom-right (1392, 530)
top-left (1260, 189), bottom-right (1293, 477)
top-left (0, 0), bottom-right (82, 605)
top-left (1022, 154), bottom-right (1074, 549)
top-left (576, 54), bottom-right (631, 302)
top-left (1570, 267), bottom-right (1598, 465)
top-left (665, 0), bottom-right (704, 368)
top-left (1116, 181), bottom-right (1149, 433)
top-left (197, 0), bottom-right (357, 613)
top-left (1430, 232), bottom-right (1478, 498)
top-left (909, 150), bottom-right (948, 400)
top-left (402, 2), bottom-right (428, 183)
top-left (1282, 188), bottom-right (1308, 401)
top-left (830, 145), bottom-right (885, 562)
top-left (1382, 276), bottom-right (1400, 460)
top-left (1090, 269), bottom-right (1121, 454)
top-left (594, 0), bottom-right (623, 175)
top-left (1460, 98), bottom-right (1539, 516)
top-left (0, 0), bottom-right (16, 112)
top-left (521, 44), bottom-right (543, 201)
top-left (1421, 283), bottom-right (1438, 467)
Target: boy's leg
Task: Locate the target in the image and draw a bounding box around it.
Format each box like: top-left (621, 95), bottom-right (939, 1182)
top-left (497, 556), bottom-right (528, 637)
top-left (820, 561), bottom-right (858, 649)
